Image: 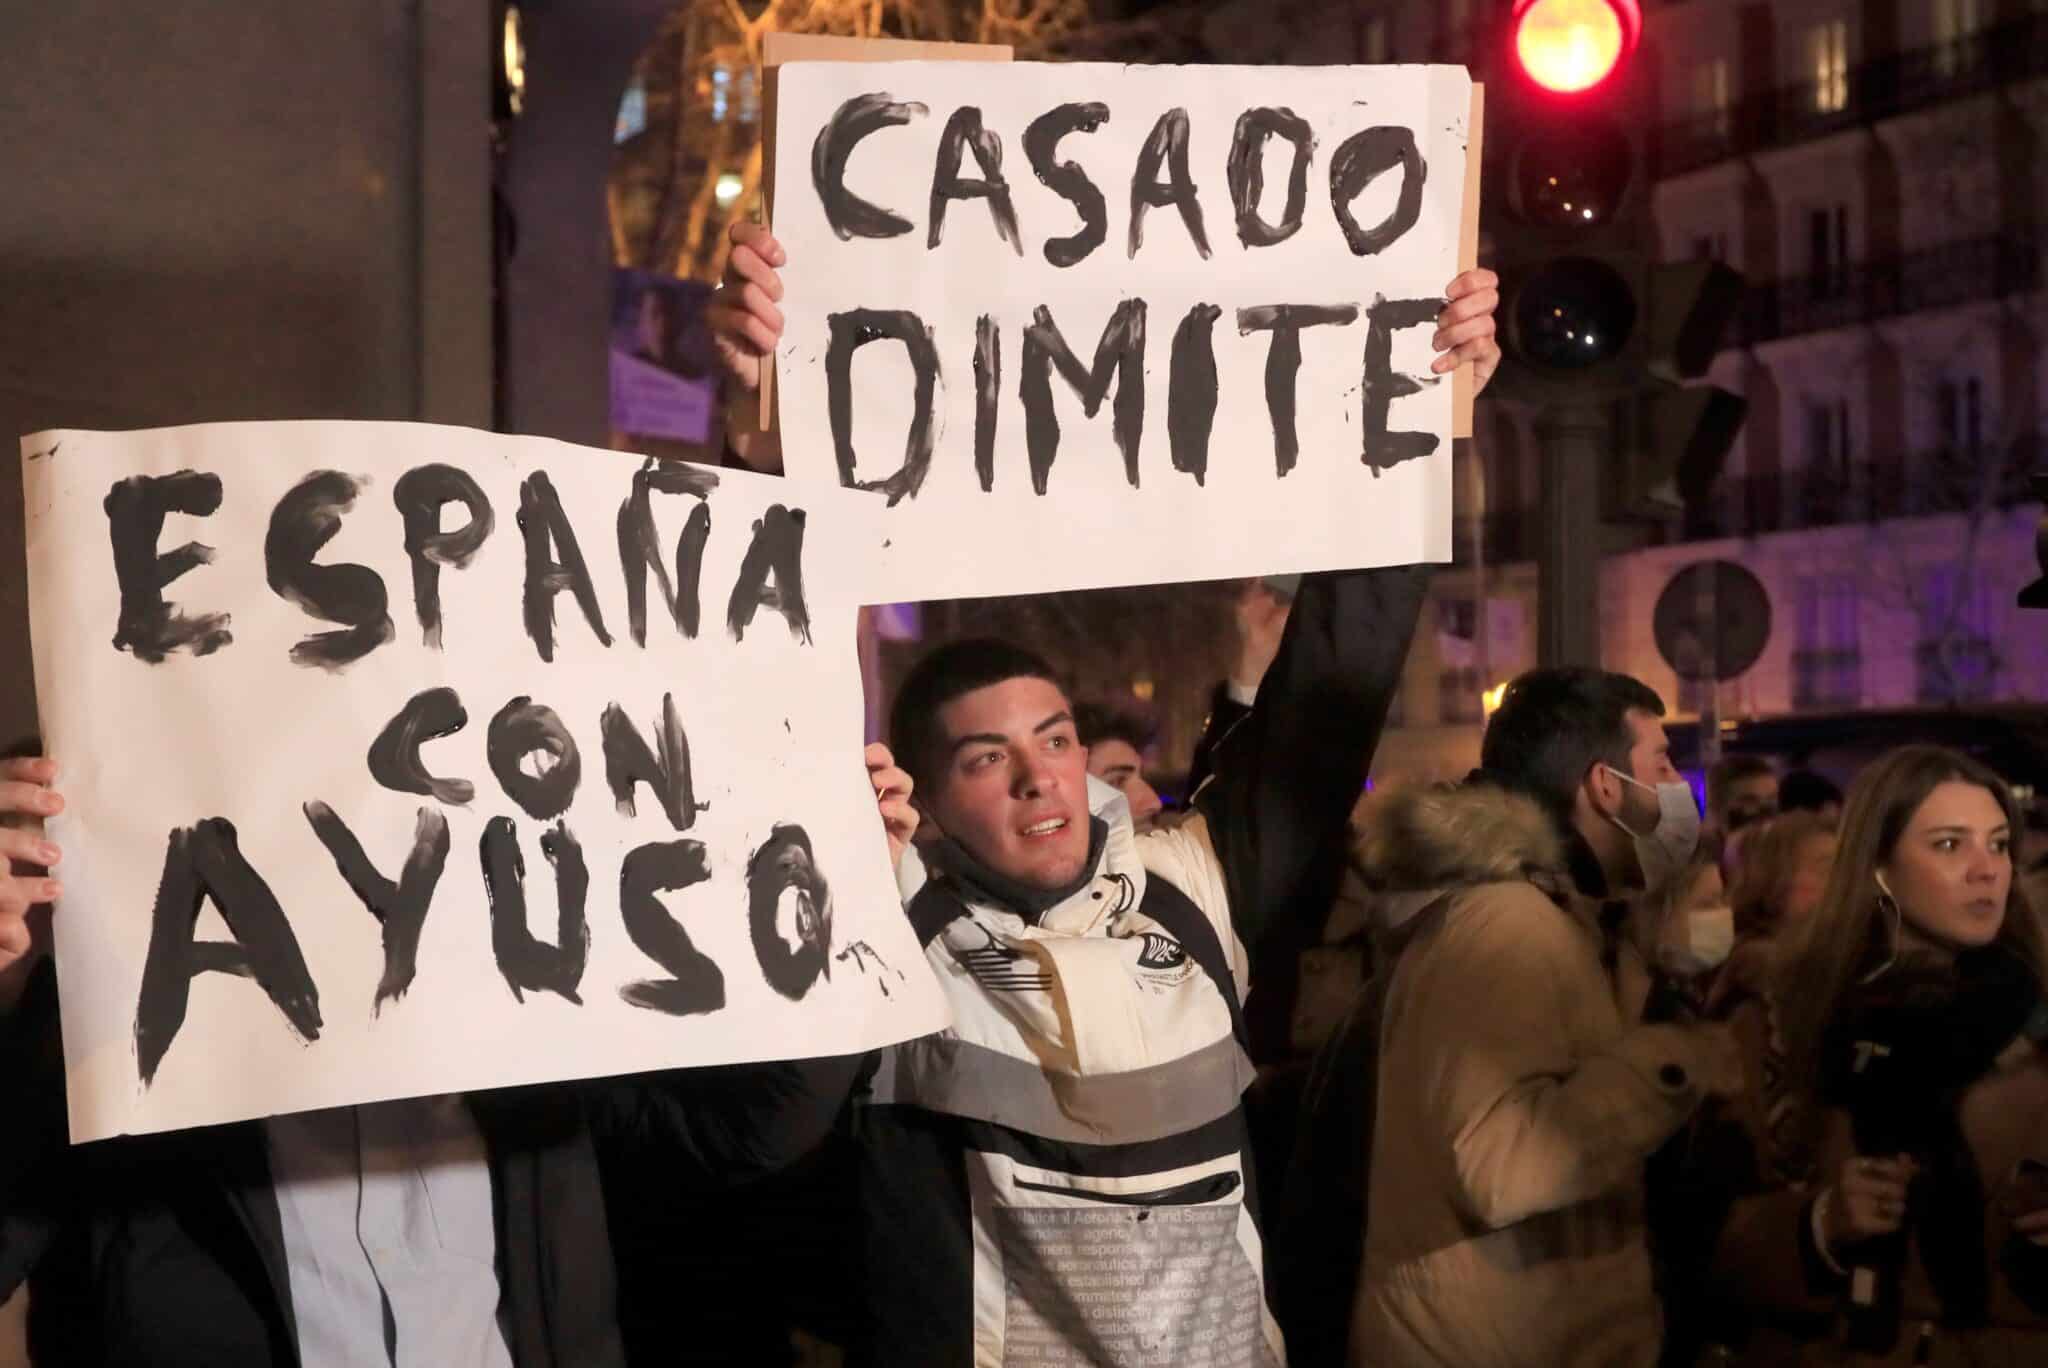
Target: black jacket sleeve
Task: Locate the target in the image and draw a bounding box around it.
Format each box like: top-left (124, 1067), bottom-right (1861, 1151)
top-left (576, 1052), bottom-right (870, 1194)
top-left (1193, 565), bottom-right (1429, 1060)
top-left (0, 957), bottom-right (69, 1301)
top-left (1184, 682), bottom-right (1253, 803)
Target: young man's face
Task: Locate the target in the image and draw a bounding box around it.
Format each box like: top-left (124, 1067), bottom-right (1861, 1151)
top-left (926, 676), bottom-right (1094, 892)
top-left (1590, 710), bottom-right (1685, 844)
top-left (1086, 738), bottom-right (1163, 831)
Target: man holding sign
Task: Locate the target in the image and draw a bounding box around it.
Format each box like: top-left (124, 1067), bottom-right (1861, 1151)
top-left (705, 78), bottom-right (1497, 1347)
top-left (2, 421), bottom-right (948, 1366)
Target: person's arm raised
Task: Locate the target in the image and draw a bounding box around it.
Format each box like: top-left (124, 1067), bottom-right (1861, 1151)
top-left (1190, 269), bottom-right (1497, 958)
top-left (706, 220), bottom-right (788, 476)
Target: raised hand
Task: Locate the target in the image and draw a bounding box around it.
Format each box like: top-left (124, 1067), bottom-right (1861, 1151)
top-left (1432, 267), bottom-right (1501, 395)
top-left (866, 742), bottom-right (919, 869)
top-left (1, 755), bottom-right (64, 976)
top-left (707, 221), bottom-right (787, 395)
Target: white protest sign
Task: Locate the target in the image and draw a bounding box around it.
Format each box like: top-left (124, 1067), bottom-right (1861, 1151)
top-left (772, 61), bottom-right (1471, 600)
top-left (22, 421), bottom-right (946, 1142)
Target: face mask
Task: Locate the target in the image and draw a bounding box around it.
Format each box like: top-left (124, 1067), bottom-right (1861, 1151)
top-left (1602, 766), bottom-right (1703, 889)
top-left (1661, 902), bottom-right (1737, 976)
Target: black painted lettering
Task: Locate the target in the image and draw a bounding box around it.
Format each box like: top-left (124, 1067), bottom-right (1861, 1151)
top-left (973, 314), bottom-right (1001, 492)
top-left (1020, 300), bottom-right (1148, 493)
top-left (1167, 304), bottom-right (1222, 486)
top-left (1227, 107), bottom-right (1315, 248)
top-left (1238, 304), bottom-right (1361, 476)
top-left (726, 506), bottom-right (812, 645)
top-left (487, 696), bottom-right (582, 821)
top-left (519, 471), bottom-right (612, 662)
top-left (824, 309), bottom-right (941, 507)
top-left (600, 692), bottom-right (702, 832)
top-left (1022, 102), bottom-right (1110, 268)
top-left (618, 840), bottom-right (723, 1017)
top-left (1361, 295), bottom-right (1444, 473)
top-left (134, 819), bottom-right (321, 1084)
top-left (104, 471), bottom-right (233, 662)
top-left (1128, 108), bottom-right (1210, 259)
top-left (1330, 126), bottom-right (1426, 257)
top-left (928, 106), bottom-right (1022, 255)
top-left (265, 470), bottom-right (394, 670)
top-left (392, 463), bottom-right (494, 649)
top-left (368, 685), bottom-right (475, 805)
top-left (479, 817), bottom-right (590, 1005)
top-left (304, 802), bottom-right (450, 1013)
top-left (748, 825), bottom-right (832, 1001)
top-left (811, 93), bottom-right (928, 241)
top-left (617, 459), bottom-right (716, 646)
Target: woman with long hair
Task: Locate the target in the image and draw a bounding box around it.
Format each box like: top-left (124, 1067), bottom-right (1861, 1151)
top-left (1707, 812), bottom-right (1838, 1016)
top-left (1698, 745), bottom-right (2048, 1365)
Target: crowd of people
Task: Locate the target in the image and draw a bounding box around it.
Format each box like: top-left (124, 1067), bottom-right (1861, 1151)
top-left (1, 220), bottom-right (2044, 1368)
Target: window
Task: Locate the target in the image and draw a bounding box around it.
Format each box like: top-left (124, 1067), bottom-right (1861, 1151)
top-left (1916, 565), bottom-right (1997, 702)
top-left (1934, 0), bottom-right (1983, 76)
top-left (1360, 14), bottom-right (1389, 64)
top-left (1802, 398), bottom-right (1854, 522)
top-left (1936, 376), bottom-right (1984, 454)
top-left (1793, 576), bottom-right (1862, 708)
top-left (711, 66), bottom-right (731, 123)
top-left (1808, 204), bottom-right (1849, 296)
top-left (1809, 20), bottom-right (1849, 113)
top-left (1804, 399), bottom-right (1851, 473)
top-left (1691, 58), bottom-right (1731, 138)
top-left (738, 69), bottom-right (760, 125)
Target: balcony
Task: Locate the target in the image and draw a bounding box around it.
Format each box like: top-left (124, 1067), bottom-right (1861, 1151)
top-left (1682, 445), bottom-right (2041, 541)
top-left (1654, 13), bottom-right (2048, 180)
top-left (1737, 234), bottom-right (2042, 346)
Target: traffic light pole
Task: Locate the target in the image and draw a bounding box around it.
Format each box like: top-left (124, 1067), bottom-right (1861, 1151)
top-left (1536, 403), bottom-right (1606, 668)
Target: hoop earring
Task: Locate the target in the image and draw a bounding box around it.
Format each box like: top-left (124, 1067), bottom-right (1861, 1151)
top-left (1859, 889), bottom-right (1904, 985)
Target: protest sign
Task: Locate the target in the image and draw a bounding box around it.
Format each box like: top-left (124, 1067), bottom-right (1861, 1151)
top-left (22, 421), bottom-right (944, 1142)
top-left (771, 60), bottom-right (1473, 600)
top-left (609, 269), bottom-right (718, 445)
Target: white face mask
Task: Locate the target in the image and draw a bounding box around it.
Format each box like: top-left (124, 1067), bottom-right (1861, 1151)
top-left (1661, 902), bottom-right (1737, 976)
top-left (1602, 766), bottom-right (1704, 890)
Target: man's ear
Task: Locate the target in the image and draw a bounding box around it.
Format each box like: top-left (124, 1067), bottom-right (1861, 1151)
top-left (1581, 760), bottom-right (1619, 821)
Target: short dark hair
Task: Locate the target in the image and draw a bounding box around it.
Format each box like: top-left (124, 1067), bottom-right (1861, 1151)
top-left (1778, 768), bottom-right (1844, 813)
top-left (1479, 667), bottom-right (1665, 817)
top-left (1707, 754), bottom-right (1778, 812)
top-left (1073, 701), bottom-right (1155, 755)
top-left (888, 638), bottom-right (1066, 792)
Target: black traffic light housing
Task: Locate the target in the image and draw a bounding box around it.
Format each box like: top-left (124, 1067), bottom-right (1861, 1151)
top-left (1484, 0), bottom-right (1748, 521)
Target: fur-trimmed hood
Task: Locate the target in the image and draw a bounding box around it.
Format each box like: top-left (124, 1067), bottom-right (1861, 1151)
top-left (1345, 782), bottom-right (1570, 936)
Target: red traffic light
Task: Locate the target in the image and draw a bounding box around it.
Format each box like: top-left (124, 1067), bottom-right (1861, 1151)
top-left (1511, 0), bottom-right (1642, 94)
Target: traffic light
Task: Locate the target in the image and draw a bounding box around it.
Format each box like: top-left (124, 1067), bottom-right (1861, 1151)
top-left (1484, 0), bottom-right (1747, 519)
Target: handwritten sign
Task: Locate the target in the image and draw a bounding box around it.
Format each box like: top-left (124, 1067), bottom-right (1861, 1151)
top-left (22, 421), bottom-right (946, 1141)
top-left (772, 61), bottom-right (1471, 600)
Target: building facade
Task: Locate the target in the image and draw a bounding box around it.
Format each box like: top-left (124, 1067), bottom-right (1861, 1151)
top-left (1207, 0), bottom-right (2048, 785)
